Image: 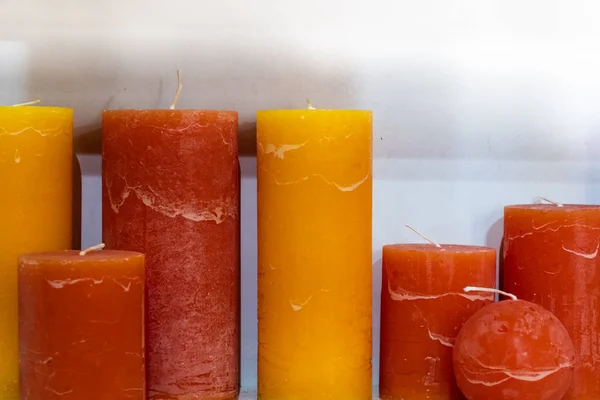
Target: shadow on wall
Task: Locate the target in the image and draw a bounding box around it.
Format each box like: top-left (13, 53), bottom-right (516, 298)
top-left (485, 217), bottom-right (503, 290)
top-left (24, 37), bottom-right (360, 161)
top-left (26, 37), bottom-right (600, 184)
top-left (372, 254), bottom-right (383, 387)
top-left (586, 123), bottom-right (600, 203)
top-left (72, 154), bottom-right (82, 250)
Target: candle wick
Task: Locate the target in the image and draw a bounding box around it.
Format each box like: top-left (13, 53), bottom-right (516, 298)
top-left (169, 69), bottom-right (183, 110)
top-left (306, 99), bottom-right (316, 110)
top-left (79, 243), bottom-right (106, 256)
top-left (464, 286), bottom-right (518, 301)
top-left (538, 196), bottom-right (564, 207)
top-left (12, 99), bottom-right (41, 107)
top-left (405, 224), bottom-right (441, 248)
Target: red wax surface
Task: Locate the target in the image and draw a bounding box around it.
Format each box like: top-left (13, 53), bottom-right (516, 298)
top-left (18, 250), bottom-right (145, 400)
top-left (102, 110), bottom-right (239, 400)
top-left (379, 244), bottom-right (496, 400)
top-left (503, 204), bottom-right (600, 399)
top-left (453, 299), bottom-right (575, 400)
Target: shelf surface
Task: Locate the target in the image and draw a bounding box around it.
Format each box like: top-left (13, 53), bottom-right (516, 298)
top-left (239, 392), bottom-right (380, 399)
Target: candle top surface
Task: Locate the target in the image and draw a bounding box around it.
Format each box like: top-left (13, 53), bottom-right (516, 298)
top-left (19, 250), bottom-right (144, 264)
top-left (0, 106), bottom-right (73, 116)
top-left (384, 243), bottom-right (494, 253)
top-left (103, 109), bottom-right (237, 114)
top-left (257, 109), bottom-right (371, 115)
top-left (506, 204), bottom-right (600, 211)
top-left (102, 109), bottom-right (238, 128)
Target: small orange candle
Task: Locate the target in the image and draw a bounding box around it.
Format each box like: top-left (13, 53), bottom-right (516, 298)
top-left (379, 243), bottom-right (496, 400)
top-left (18, 249), bottom-right (145, 400)
top-left (257, 108), bottom-right (372, 399)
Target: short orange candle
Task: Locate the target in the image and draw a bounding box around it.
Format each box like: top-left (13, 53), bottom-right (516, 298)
top-left (503, 204), bottom-right (600, 399)
top-left (18, 249), bottom-right (145, 400)
top-left (257, 109), bottom-right (372, 399)
top-left (379, 244), bottom-right (496, 400)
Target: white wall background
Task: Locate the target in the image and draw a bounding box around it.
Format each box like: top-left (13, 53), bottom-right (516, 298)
top-left (3, 0), bottom-right (600, 390)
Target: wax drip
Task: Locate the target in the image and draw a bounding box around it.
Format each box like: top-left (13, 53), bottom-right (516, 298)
top-left (538, 197), bottom-right (564, 207)
top-left (169, 69), bottom-right (183, 110)
top-left (464, 286), bottom-right (517, 301)
top-left (405, 224), bottom-right (442, 248)
top-left (79, 243), bottom-right (106, 256)
top-left (12, 100), bottom-right (41, 107)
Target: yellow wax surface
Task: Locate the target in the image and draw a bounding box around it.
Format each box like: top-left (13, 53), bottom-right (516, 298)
top-left (0, 106), bottom-right (73, 399)
top-left (257, 110), bottom-right (373, 399)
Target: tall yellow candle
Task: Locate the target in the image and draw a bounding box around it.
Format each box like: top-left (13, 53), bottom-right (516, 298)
top-left (0, 105), bottom-right (73, 399)
top-left (257, 108), bottom-right (373, 399)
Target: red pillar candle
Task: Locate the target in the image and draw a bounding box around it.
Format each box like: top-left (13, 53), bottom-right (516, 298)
top-left (503, 204), bottom-right (600, 399)
top-left (102, 110), bottom-right (239, 400)
top-left (379, 244), bottom-right (496, 400)
top-left (18, 249), bottom-right (145, 400)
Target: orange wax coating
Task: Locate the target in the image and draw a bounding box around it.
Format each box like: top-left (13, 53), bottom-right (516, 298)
top-left (503, 204), bottom-right (600, 399)
top-left (102, 110), bottom-right (239, 400)
top-left (18, 250), bottom-right (145, 400)
top-left (0, 106), bottom-right (73, 400)
top-left (379, 244), bottom-right (496, 400)
top-left (257, 110), bottom-right (372, 399)
top-left (453, 299), bottom-right (575, 400)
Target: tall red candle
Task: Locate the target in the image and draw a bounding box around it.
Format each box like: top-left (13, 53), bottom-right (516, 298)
top-left (380, 244), bottom-right (496, 400)
top-left (503, 204), bottom-right (600, 399)
top-left (102, 110), bottom-right (239, 400)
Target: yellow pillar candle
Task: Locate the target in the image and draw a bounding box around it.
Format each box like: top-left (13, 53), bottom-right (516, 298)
top-left (257, 108), bottom-right (373, 399)
top-left (0, 105), bottom-right (73, 399)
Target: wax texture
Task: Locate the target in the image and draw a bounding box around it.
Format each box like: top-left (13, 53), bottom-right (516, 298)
top-left (0, 106), bottom-right (73, 400)
top-left (503, 204), bottom-right (600, 399)
top-left (257, 110), bottom-right (373, 399)
top-left (103, 110), bottom-right (240, 400)
top-left (18, 250), bottom-right (144, 400)
top-left (379, 244), bottom-right (496, 400)
top-left (453, 299), bottom-right (575, 400)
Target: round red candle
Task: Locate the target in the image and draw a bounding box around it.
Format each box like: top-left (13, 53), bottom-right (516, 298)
top-left (379, 244), bottom-right (496, 400)
top-left (453, 298), bottom-right (575, 400)
top-left (18, 250), bottom-right (145, 400)
top-left (102, 110), bottom-right (239, 400)
top-left (503, 204), bottom-right (600, 399)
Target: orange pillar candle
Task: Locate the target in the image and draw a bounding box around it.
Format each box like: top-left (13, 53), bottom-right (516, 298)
top-left (257, 109), bottom-right (373, 399)
top-left (379, 244), bottom-right (496, 400)
top-left (503, 204), bottom-right (600, 399)
top-left (18, 249), bottom-right (145, 400)
top-left (0, 105), bottom-right (73, 400)
top-left (103, 109), bottom-right (239, 399)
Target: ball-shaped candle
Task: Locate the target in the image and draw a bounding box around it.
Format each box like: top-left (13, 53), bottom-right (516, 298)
top-left (453, 287), bottom-right (575, 400)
